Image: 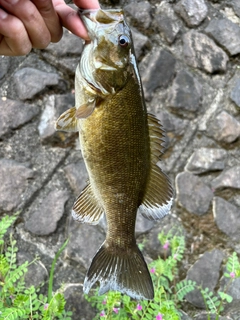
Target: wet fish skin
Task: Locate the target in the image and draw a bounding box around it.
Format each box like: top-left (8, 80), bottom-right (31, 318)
top-left (55, 8), bottom-right (173, 300)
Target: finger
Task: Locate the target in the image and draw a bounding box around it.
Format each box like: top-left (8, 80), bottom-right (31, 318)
top-left (31, 0), bottom-right (63, 43)
top-left (53, 0), bottom-right (100, 40)
top-left (0, 0), bottom-right (51, 49)
top-left (74, 0), bottom-right (100, 9)
top-left (0, 8), bottom-right (32, 55)
top-left (53, 1), bottom-right (89, 40)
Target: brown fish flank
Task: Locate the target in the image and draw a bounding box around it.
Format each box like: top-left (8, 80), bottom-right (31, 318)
top-left (55, 8), bottom-right (173, 300)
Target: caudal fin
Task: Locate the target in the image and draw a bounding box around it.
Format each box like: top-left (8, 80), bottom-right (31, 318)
top-left (83, 242), bottom-right (154, 300)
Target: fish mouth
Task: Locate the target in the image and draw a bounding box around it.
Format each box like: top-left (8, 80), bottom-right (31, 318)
top-left (79, 8), bottom-right (124, 39)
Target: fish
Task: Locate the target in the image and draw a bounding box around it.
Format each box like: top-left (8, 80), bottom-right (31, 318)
top-left (55, 8), bottom-right (173, 300)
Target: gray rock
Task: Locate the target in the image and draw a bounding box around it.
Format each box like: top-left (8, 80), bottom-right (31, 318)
top-left (232, 0), bottom-right (240, 17)
top-left (186, 249), bottom-right (224, 308)
top-left (226, 277), bottom-right (240, 300)
top-left (183, 31), bottom-right (229, 73)
top-left (0, 159), bottom-right (34, 212)
top-left (141, 49), bottom-right (176, 100)
top-left (13, 67), bottom-right (59, 100)
top-left (185, 148), bottom-right (227, 174)
top-left (64, 161), bottom-right (88, 197)
top-left (131, 28), bottom-right (150, 59)
top-left (230, 78), bottom-right (240, 107)
top-left (211, 166), bottom-right (240, 190)
top-left (64, 284), bottom-right (96, 320)
top-left (17, 251), bottom-right (48, 287)
top-left (0, 56), bottom-right (10, 79)
top-left (44, 28), bottom-right (83, 57)
top-left (155, 1), bottom-right (181, 44)
top-left (206, 111), bottom-right (240, 143)
top-left (213, 197), bottom-right (240, 241)
top-left (157, 109), bottom-right (189, 135)
top-left (67, 218), bottom-right (105, 269)
top-left (168, 70), bottom-right (202, 114)
top-left (194, 314), bottom-right (226, 320)
top-left (205, 18), bottom-right (240, 56)
top-left (0, 98), bottom-right (39, 137)
top-left (25, 190), bottom-right (69, 235)
top-left (175, 0), bottom-right (208, 27)
top-left (176, 172), bottom-right (213, 215)
top-left (38, 93), bottom-right (75, 142)
top-left (124, 1), bottom-right (152, 30)
top-left (135, 211), bottom-right (155, 235)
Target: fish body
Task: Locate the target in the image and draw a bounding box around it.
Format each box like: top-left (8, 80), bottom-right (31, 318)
top-left (55, 8), bottom-right (173, 300)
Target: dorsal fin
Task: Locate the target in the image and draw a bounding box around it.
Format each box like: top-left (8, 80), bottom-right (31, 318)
top-left (139, 114), bottom-right (173, 220)
top-left (72, 183), bottom-right (104, 224)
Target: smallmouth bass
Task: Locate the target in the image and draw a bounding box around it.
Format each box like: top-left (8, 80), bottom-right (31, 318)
top-left (55, 8), bottom-right (173, 300)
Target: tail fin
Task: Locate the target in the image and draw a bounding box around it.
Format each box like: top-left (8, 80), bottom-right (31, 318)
top-left (83, 242), bottom-right (154, 300)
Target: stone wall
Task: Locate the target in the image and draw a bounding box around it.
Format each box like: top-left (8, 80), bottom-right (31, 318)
top-left (0, 0), bottom-right (240, 318)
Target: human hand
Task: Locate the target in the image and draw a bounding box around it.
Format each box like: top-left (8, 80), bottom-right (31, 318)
top-left (0, 0), bottom-right (100, 56)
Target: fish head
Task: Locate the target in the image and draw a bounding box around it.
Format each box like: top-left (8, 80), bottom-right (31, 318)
top-left (79, 9), bottom-right (136, 94)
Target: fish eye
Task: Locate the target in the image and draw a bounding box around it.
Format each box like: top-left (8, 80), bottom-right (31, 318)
top-left (118, 35), bottom-right (129, 47)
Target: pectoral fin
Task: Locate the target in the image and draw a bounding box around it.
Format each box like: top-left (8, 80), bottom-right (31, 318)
top-left (72, 183), bottom-right (104, 224)
top-left (75, 101), bottom-right (95, 119)
top-left (139, 114), bottom-right (173, 220)
top-left (55, 107), bottom-right (78, 132)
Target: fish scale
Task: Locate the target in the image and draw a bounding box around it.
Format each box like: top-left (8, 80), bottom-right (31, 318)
top-left (55, 8), bottom-right (173, 300)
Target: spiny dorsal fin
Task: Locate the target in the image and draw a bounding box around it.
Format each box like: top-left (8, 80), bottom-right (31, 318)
top-left (55, 107), bottom-right (78, 132)
top-left (72, 183), bottom-right (104, 224)
top-left (139, 113), bottom-right (173, 220)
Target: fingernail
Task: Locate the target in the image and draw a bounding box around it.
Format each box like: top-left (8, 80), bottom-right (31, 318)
top-left (0, 9), bottom-right (8, 19)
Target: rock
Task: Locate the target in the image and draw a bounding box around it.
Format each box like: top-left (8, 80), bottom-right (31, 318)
top-left (25, 190), bottom-right (69, 235)
top-left (17, 251), bottom-right (48, 287)
top-left (64, 284), bottom-right (96, 320)
top-left (213, 197), bottom-right (240, 241)
top-left (38, 94), bottom-right (75, 142)
top-left (183, 31), bottom-right (229, 73)
top-left (141, 49), bottom-right (176, 100)
top-left (232, 0), bottom-right (240, 17)
top-left (175, 0), bottom-right (208, 27)
top-left (0, 98), bottom-right (39, 137)
top-left (44, 28), bottom-right (83, 57)
top-left (0, 56), bottom-right (10, 79)
top-left (176, 172), bottom-right (213, 215)
top-left (135, 211), bottom-right (155, 235)
top-left (194, 314), bottom-right (226, 320)
top-left (64, 161), bottom-right (88, 197)
top-left (131, 28), bottom-right (149, 59)
top-left (211, 166), bottom-right (240, 190)
top-left (157, 109), bottom-right (189, 135)
top-left (155, 1), bottom-right (181, 44)
top-left (206, 111), bottom-right (240, 143)
top-left (13, 67), bottom-right (60, 100)
top-left (230, 78), bottom-right (240, 107)
top-left (205, 18), bottom-right (240, 56)
top-left (67, 218), bottom-right (105, 269)
top-left (185, 148), bottom-right (227, 174)
top-left (186, 249), bottom-right (224, 308)
top-left (0, 159), bottom-right (34, 212)
top-left (124, 1), bottom-right (152, 30)
top-left (168, 70), bottom-right (202, 114)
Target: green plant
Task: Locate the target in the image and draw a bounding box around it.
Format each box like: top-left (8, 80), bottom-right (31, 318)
top-left (85, 231), bottom-right (240, 320)
top-left (0, 213), bottom-right (72, 320)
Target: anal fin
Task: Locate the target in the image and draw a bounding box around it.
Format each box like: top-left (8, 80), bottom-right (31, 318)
top-left (139, 164), bottom-right (173, 220)
top-left (72, 183), bottom-right (104, 225)
top-left (55, 107), bottom-right (78, 132)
